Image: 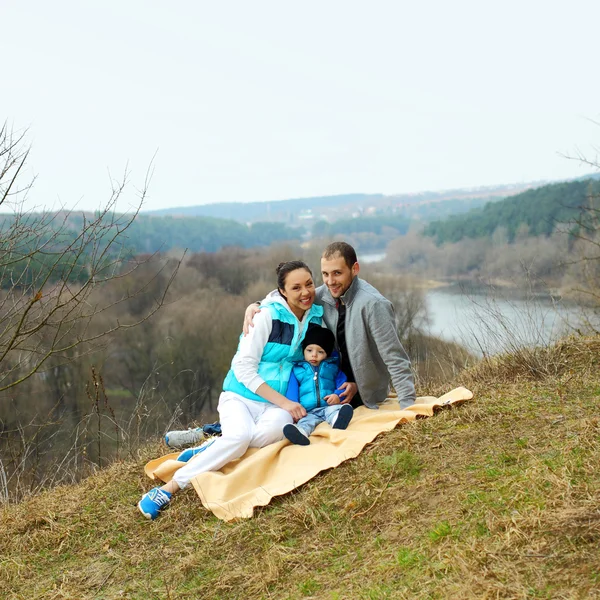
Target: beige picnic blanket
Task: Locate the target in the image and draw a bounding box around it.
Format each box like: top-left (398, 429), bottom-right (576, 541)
top-left (144, 386), bottom-right (473, 521)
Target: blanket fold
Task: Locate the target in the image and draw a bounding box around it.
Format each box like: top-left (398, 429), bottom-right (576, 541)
top-left (144, 386), bottom-right (473, 521)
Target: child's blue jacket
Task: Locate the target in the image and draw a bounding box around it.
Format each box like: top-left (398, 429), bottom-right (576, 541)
top-left (285, 355), bottom-right (347, 412)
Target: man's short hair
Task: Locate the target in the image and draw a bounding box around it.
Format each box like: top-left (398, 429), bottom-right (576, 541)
top-left (322, 241), bottom-right (358, 269)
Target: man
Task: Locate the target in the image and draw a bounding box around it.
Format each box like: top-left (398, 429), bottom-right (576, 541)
top-left (249, 241), bottom-right (416, 410)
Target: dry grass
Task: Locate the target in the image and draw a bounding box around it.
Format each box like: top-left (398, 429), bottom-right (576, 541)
top-left (1, 336), bottom-right (599, 599)
top-left (408, 332), bottom-right (476, 391)
top-left (433, 334), bottom-right (600, 398)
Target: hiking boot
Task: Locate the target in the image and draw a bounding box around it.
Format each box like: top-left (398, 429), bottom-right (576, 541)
top-left (283, 423), bottom-right (310, 446)
top-left (138, 487), bottom-right (172, 520)
top-left (176, 437), bottom-right (217, 462)
top-left (332, 404), bottom-right (353, 430)
top-left (165, 427), bottom-right (204, 449)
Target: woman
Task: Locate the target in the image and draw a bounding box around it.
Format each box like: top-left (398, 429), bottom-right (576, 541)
top-left (138, 260), bottom-right (323, 519)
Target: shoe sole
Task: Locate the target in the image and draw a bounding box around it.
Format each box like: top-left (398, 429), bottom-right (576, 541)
top-left (284, 424), bottom-right (310, 446)
top-left (332, 405), bottom-right (353, 430)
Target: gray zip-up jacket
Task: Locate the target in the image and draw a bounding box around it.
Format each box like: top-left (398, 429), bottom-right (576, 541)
top-left (316, 277), bottom-right (416, 409)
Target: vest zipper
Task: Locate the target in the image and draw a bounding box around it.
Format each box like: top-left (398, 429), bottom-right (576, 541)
top-left (314, 366), bottom-right (321, 408)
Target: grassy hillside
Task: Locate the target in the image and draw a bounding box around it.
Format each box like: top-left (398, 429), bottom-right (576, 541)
top-left (1, 336), bottom-right (599, 599)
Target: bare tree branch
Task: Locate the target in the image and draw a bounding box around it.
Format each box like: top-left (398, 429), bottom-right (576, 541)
top-left (0, 123), bottom-right (181, 392)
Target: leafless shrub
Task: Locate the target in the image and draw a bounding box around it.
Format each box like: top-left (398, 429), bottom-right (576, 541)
top-left (455, 276), bottom-right (579, 380)
top-left (558, 184), bottom-right (600, 328)
top-left (0, 122), bottom-right (184, 501)
top-left (360, 269), bottom-right (430, 340)
top-left (407, 332), bottom-right (475, 391)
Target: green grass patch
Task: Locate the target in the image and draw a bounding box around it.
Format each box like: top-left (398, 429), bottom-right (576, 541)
top-left (428, 520), bottom-right (454, 542)
top-left (298, 578), bottom-right (321, 596)
top-left (395, 546), bottom-right (426, 568)
top-left (375, 449), bottom-right (423, 479)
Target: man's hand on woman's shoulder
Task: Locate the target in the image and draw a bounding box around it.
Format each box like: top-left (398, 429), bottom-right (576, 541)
top-left (243, 303), bottom-right (261, 336)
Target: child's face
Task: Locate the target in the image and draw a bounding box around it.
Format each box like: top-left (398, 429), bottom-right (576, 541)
top-left (303, 344), bottom-right (328, 367)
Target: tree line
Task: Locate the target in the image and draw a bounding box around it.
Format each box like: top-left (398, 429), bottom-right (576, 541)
top-left (0, 211), bottom-right (304, 291)
top-left (424, 179), bottom-right (600, 244)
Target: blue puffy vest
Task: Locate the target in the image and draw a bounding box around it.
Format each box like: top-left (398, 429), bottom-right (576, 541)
top-left (291, 357), bottom-right (342, 412)
top-left (222, 300), bottom-right (323, 403)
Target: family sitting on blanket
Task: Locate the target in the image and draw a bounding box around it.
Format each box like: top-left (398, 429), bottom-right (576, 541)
top-left (139, 242), bottom-right (416, 519)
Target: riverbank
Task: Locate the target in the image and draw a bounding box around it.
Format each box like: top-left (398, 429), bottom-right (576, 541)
top-left (362, 251), bottom-right (574, 301)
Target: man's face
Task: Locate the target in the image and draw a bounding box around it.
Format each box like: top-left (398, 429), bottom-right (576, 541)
top-left (321, 253), bottom-right (359, 299)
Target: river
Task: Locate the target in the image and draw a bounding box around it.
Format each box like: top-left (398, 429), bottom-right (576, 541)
top-left (360, 252), bottom-right (596, 356)
top-left (424, 286), bottom-right (595, 356)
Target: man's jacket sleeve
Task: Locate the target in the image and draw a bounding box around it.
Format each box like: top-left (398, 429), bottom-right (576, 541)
top-left (366, 299), bottom-right (416, 407)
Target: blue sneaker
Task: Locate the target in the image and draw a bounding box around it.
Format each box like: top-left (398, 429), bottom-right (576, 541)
top-left (138, 487), bottom-right (172, 520)
top-left (332, 404), bottom-right (353, 430)
top-left (284, 423), bottom-right (310, 446)
top-left (176, 437), bottom-right (216, 462)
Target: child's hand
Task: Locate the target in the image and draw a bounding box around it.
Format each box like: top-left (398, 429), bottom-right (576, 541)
top-left (324, 394), bottom-right (341, 405)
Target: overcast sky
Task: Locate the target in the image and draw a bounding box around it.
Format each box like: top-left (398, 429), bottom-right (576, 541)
top-left (2, 0), bottom-right (600, 213)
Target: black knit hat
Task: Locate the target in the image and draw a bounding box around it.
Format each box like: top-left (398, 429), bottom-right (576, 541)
top-left (301, 326), bottom-right (335, 356)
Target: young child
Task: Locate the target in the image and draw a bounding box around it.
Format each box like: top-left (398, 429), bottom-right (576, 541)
top-left (283, 326), bottom-right (354, 446)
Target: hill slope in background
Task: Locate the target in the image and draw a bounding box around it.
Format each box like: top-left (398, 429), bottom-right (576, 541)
top-left (424, 178), bottom-right (600, 244)
top-left (2, 336), bottom-right (599, 599)
top-left (146, 193), bottom-right (385, 222)
top-left (144, 181), bottom-right (542, 223)
top-left (2, 175), bottom-right (597, 261)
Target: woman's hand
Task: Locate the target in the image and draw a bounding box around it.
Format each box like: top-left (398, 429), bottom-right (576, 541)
top-left (242, 303), bottom-right (261, 336)
top-left (282, 399), bottom-right (307, 422)
top-left (255, 383), bottom-right (306, 421)
top-left (338, 382), bottom-right (357, 404)
top-left (324, 394), bottom-right (341, 405)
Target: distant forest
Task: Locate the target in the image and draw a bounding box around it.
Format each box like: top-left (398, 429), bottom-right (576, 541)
top-left (386, 177), bottom-right (600, 296)
top-left (126, 215), bottom-right (302, 253)
top-left (3, 177), bottom-right (599, 291)
top-left (424, 179), bottom-right (600, 244)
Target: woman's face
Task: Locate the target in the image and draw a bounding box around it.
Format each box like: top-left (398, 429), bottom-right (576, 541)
top-left (280, 268), bottom-right (315, 319)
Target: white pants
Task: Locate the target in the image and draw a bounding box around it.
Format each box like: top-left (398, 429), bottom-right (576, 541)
top-left (173, 391), bottom-right (293, 489)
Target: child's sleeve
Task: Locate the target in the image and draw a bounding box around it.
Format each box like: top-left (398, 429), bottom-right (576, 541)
top-left (334, 368), bottom-right (347, 396)
top-left (285, 371), bottom-right (300, 402)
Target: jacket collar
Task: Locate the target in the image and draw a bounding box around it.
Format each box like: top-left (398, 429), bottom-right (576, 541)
top-left (294, 354), bottom-right (340, 368)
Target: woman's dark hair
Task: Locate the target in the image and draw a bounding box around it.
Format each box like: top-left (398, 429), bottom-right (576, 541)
top-left (276, 260), bottom-right (312, 293)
